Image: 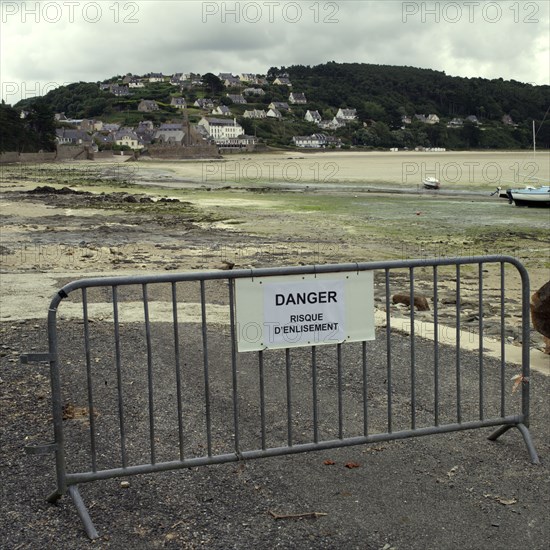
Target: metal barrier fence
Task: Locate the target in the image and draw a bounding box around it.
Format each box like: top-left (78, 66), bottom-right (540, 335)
top-left (23, 256), bottom-right (539, 539)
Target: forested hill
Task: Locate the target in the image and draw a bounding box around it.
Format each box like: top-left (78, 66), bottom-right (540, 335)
top-left (9, 62), bottom-right (550, 151)
top-left (283, 62), bottom-right (549, 127)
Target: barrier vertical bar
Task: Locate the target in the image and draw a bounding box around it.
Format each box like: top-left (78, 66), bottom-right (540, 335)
top-left (385, 269), bottom-right (393, 433)
top-left (456, 264), bottom-right (462, 424)
top-left (112, 286), bottom-right (127, 468)
top-left (285, 348), bottom-right (293, 446)
top-left (200, 281), bottom-right (212, 456)
top-left (478, 264), bottom-right (484, 421)
top-left (312, 346), bottom-right (319, 443)
top-left (82, 288), bottom-right (97, 472)
top-left (258, 350), bottom-right (266, 450)
top-left (142, 284), bottom-right (155, 464)
top-left (433, 266), bottom-right (439, 427)
top-left (337, 343), bottom-right (344, 439)
top-left (171, 283), bottom-right (185, 461)
top-left (500, 263), bottom-right (506, 418)
top-left (228, 280), bottom-right (240, 455)
top-left (362, 341), bottom-right (368, 436)
top-left (409, 267), bottom-right (416, 430)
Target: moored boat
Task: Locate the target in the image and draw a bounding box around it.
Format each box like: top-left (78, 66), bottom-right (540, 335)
top-left (422, 177), bottom-right (440, 190)
top-left (506, 186), bottom-right (550, 207)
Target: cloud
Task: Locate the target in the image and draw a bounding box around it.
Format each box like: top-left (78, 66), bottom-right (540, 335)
top-left (1, 0), bottom-right (548, 103)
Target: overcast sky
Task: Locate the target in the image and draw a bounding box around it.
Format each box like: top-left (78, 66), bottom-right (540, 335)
top-left (1, 0), bottom-right (549, 104)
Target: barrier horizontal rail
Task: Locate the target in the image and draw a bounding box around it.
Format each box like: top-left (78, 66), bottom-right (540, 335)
top-left (23, 255), bottom-right (539, 540)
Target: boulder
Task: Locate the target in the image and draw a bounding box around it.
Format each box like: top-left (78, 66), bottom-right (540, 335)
top-left (531, 281), bottom-right (550, 354)
top-left (392, 293), bottom-right (430, 311)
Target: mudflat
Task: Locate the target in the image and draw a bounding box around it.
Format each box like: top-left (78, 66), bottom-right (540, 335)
top-left (1, 152), bottom-right (549, 548)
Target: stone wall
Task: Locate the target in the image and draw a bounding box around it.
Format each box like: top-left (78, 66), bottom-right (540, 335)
top-left (146, 144), bottom-right (221, 159)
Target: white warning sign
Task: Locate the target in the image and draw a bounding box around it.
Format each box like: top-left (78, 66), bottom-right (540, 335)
top-left (235, 271), bottom-right (374, 352)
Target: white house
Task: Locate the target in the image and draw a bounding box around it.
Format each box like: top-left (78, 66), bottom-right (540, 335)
top-left (305, 110), bottom-right (322, 124)
top-left (198, 117), bottom-right (245, 144)
top-left (292, 134), bottom-right (328, 148)
top-left (267, 108), bottom-right (282, 119)
top-left (170, 97), bottom-right (187, 109)
top-left (336, 108), bottom-right (357, 121)
top-left (212, 105), bottom-right (232, 116)
top-left (243, 109), bottom-right (267, 119)
top-left (269, 102), bottom-right (290, 112)
top-left (273, 77), bottom-right (292, 86)
top-left (114, 129), bottom-right (143, 150)
top-left (289, 92), bottom-right (307, 104)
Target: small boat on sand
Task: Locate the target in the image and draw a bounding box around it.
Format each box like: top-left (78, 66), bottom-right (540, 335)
top-left (422, 177), bottom-right (440, 190)
top-left (506, 186), bottom-right (550, 208)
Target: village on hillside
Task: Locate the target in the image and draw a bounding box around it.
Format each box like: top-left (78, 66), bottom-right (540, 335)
top-left (43, 70), bottom-right (520, 159)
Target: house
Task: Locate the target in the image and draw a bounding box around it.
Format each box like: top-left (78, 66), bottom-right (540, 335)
top-left (109, 85), bottom-right (130, 97)
top-left (224, 135), bottom-right (258, 148)
top-left (212, 105), bottom-right (232, 116)
top-left (55, 128), bottom-right (93, 146)
top-left (305, 110), bottom-right (322, 124)
top-left (138, 100), bottom-right (159, 112)
top-left (243, 109), bottom-right (267, 119)
top-left (114, 129), bottom-right (143, 150)
top-left (224, 76), bottom-right (241, 87)
top-left (153, 128), bottom-right (186, 146)
top-left (289, 92), bottom-right (307, 104)
top-left (198, 117), bottom-right (245, 145)
top-left (243, 87), bottom-right (266, 96)
top-left (269, 102), bottom-right (290, 112)
top-left (194, 98), bottom-right (215, 109)
top-left (447, 117), bottom-right (463, 128)
top-left (273, 76), bottom-right (292, 86)
top-left (292, 134), bottom-right (330, 148)
top-left (170, 97), bottom-right (187, 109)
top-left (226, 94), bottom-right (247, 104)
top-left (239, 73), bottom-right (257, 83)
top-left (158, 123), bottom-right (183, 131)
top-left (466, 115), bottom-right (480, 125)
top-left (93, 132), bottom-right (114, 148)
top-left (267, 108), bottom-right (282, 119)
top-left (136, 121), bottom-right (155, 145)
top-left (336, 108), bottom-right (357, 121)
top-left (318, 119), bottom-right (342, 130)
top-left (102, 123), bottom-right (121, 133)
top-left (502, 114), bottom-right (516, 126)
top-left (426, 114), bottom-right (440, 124)
top-left (401, 115), bottom-right (412, 125)
top-left (128, 78), bottom-right (145, 88)
top-left (148, 72), bottom-right (165, 83)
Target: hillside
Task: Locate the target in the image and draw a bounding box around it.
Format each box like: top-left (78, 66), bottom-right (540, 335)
top-left (10, 62), bottom-right (550, 151)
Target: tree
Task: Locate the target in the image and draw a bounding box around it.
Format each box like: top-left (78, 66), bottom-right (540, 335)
top-left (202, 73), bottom-right (224, 95)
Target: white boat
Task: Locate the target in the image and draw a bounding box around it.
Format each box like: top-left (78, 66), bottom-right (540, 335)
top-left (422, 177), bottom-right (440, 190)
top-left (507, 186), bottom-right (550, 207)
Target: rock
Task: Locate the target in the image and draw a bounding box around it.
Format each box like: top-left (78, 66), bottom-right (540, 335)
top-left (392, 293), bottom-right (430, 311)
top-left (219, 260), bottom-right (235, 271)
top-left (531, 281), bottom-right (550, 354)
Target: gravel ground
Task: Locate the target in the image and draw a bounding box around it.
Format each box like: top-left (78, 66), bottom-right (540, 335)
top-left (1, 315), bottom-right (549, 549)
top-left (1, 170), bottom-right (549, 549)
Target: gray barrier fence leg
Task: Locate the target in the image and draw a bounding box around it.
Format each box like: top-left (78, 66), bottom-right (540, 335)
top-left (68, 486), bottom-right (99, 540)
top-left (488, 424), bottom-right (540, 464)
